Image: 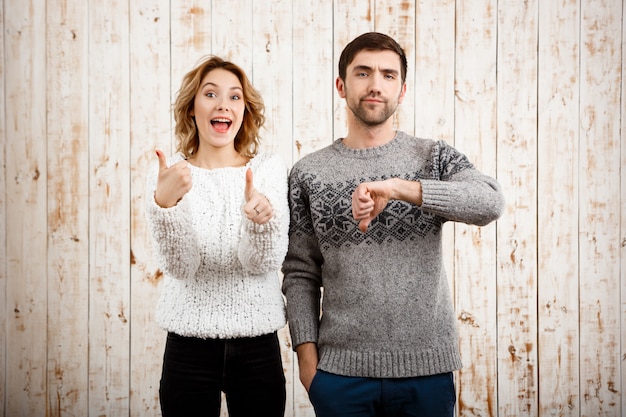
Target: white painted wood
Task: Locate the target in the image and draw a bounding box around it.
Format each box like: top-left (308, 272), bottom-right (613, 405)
top-left (578, 0), bottom-right (622, 415)
top-left (3, 0), bottom-right (48, 415)
top-left (0, 1), bottom-right (625, 416)
top-left (46, 0), bottom-right (90, 415)
top-left (453, 2), bottom-right (499, 416)
top-left (128, 1), bottom-right (172, 416)
top-left (496, 1), bottom-right (539, 415)
top-left (211, 0), bottom-right (253, 72)
top-left (251, 0), bottom-right (294, 164)
top-left (292, 0), bottom-right (334, 163)
top-left (0, 0), bottom-right (7, 416)
top-left (413, 1), bottom-right (455, 142)
top-left (621, 3), bottom-right (626, 415)
top-left (87, 0), bottom-right (131, 414)
top-left (373, 0), bottom-right (415, 135)
top-left (537, 0), bottom-right (581, 415)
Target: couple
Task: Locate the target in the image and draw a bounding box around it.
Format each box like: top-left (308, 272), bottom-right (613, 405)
top-left (146, 32), bottom-right (505, 417)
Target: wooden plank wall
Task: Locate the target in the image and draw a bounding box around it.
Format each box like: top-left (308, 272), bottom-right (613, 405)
top-left (0, 1), bottom-right (624, 416)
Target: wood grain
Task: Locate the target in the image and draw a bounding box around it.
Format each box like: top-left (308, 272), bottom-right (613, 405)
top-left (87, 0), bottom-right (131, 414)
top-left (0, 1), bottom-right (624, 416)
top-left (46, 0), bottom-right (90, 415)
top-left (454, 1), bottom-right (499, 415)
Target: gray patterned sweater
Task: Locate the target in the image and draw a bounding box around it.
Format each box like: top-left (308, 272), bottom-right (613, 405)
top-left (281, 131), bottom-right (505, 378)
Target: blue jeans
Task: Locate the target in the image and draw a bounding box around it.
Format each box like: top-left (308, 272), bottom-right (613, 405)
top-left (159, 331), bottom-right (286, 417)
top-left (308, 370), bottom-right (455, 417)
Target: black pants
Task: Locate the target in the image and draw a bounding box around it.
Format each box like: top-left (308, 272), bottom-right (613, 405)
top-left (159, 331), bottom-right (286, 417)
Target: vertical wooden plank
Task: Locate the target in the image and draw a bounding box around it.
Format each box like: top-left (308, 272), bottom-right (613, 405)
top-left (333, 0), bottom-right (375, 140)
top-left (129, 1), bottom-right (171, 416)
top-left (578, 0), bottom-right (622, 415)
top-left (252, 0), bottom-right (294, 163)
top-left (413, 4), bottom-right (457, 402)
top-left (211, 0), bottom-right (252, 72)
top-left (620, 2), bottom-right (626, 415)
top-left (46, 0), bottom-right (90, 415)
top-left (4, 0), bottom-right (48, 415)
top-left (0, 1), bottom-right (6, 415)
top-left (413, 1), bottom-right (455, 142)
top-left (170, 0), bottom-right (212, 103)
top-left (537, 0), bottom-right (581, 415)
top-left (291, 1), bottom-right (333, 414)
top-left (250, 3), bottom-right (298, 413)
top-left (292, 0), bottom-right (334, 162)
top-left (453, 2), bottom-right (499, 416)
top-left (496, 1), bottom-right (539, 416)
top-left (373, 0), bottom-right (415, 135)
top-left (88, 0), bottom-right (131, 414)
top-left (621, 3), bottom-right (626, 414)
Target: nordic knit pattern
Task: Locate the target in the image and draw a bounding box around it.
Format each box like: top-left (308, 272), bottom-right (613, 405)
top-left (282, 132), bottom-right (505, 378)
top-left (146, 152), bottom-right (289, 339)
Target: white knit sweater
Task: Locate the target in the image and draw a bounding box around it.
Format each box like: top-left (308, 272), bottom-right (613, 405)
top-left (145, 152), bottom-right (289, 339)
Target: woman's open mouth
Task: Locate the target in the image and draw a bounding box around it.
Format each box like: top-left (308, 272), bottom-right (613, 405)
top-left (211, 117), bottom-right (232, 133)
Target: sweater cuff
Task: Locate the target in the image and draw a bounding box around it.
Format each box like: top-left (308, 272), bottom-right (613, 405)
top-left (288, 319), bottom-right (318, 351)
top-left (418, 180), bottom-right (455, 212)
top-left (147, 194), bottom-right (191, 232)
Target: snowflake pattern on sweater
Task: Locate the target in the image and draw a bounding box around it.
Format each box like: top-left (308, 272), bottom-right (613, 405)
top-left (282, 132), bottom-right (505, 378)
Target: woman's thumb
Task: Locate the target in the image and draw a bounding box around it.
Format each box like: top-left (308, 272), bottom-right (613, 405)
top-left (155, 150), bottom-right (168, 171)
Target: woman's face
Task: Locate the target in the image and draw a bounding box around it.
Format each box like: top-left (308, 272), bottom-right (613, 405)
top-left (191, 68), bottom-right (246, 151)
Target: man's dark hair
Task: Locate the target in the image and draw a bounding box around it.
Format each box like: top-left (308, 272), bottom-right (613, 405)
top-left (338, 32), bottom-right (408, 83)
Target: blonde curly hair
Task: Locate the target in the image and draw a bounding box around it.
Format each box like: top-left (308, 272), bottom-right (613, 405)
top-left (172, 56), bottom-right (265, 158)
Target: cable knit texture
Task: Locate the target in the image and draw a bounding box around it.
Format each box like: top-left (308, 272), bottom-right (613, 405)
top-left (146, 152), bottom-right (289, 339)
top-left (282, 132), bottom-right (505, 378)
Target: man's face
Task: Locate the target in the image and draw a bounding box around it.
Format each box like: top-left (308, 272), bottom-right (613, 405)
top-left (337, 49), bottom-right (407, 127)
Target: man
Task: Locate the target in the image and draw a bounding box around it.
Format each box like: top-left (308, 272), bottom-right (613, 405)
top-left (282, 32), bottom-right (504, 416)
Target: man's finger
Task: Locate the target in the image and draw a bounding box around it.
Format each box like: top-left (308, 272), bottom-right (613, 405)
top-left (359, 218), bottom-right (372, 233)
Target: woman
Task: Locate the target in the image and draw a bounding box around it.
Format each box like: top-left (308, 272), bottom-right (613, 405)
top-left (146, 56), bottom-right (288, 417)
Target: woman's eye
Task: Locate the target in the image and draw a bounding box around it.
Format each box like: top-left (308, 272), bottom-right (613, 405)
top-left (231, 95), bottom-right (241, 100)
top-left (205, 92), bottom-right (217, 98)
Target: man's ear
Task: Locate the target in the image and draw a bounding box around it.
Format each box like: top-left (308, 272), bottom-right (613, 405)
top-left (398, 82), bottom-right (407, 104)
top-left (336, 77), bottom-right (346, 98)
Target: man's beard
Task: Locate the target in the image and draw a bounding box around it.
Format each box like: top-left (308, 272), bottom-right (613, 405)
top-left (347, 95), bottom-right (399, 127)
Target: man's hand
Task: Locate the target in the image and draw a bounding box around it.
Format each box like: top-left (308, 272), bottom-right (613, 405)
top-left (352, 180), bottom-right (394, 232)
top-left (154, 150), bottom-right (192, 208)
top-left (352, 178), bottom-right (423, 232)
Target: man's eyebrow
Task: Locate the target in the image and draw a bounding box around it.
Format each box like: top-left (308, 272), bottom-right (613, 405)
top-left (352, 65), bottom-right (373, 73)
top-left (351, 65), bottom-right (399, 75)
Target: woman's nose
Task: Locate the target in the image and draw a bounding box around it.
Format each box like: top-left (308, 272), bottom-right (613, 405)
top-left (217, 99), bottom-right (229, 111)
